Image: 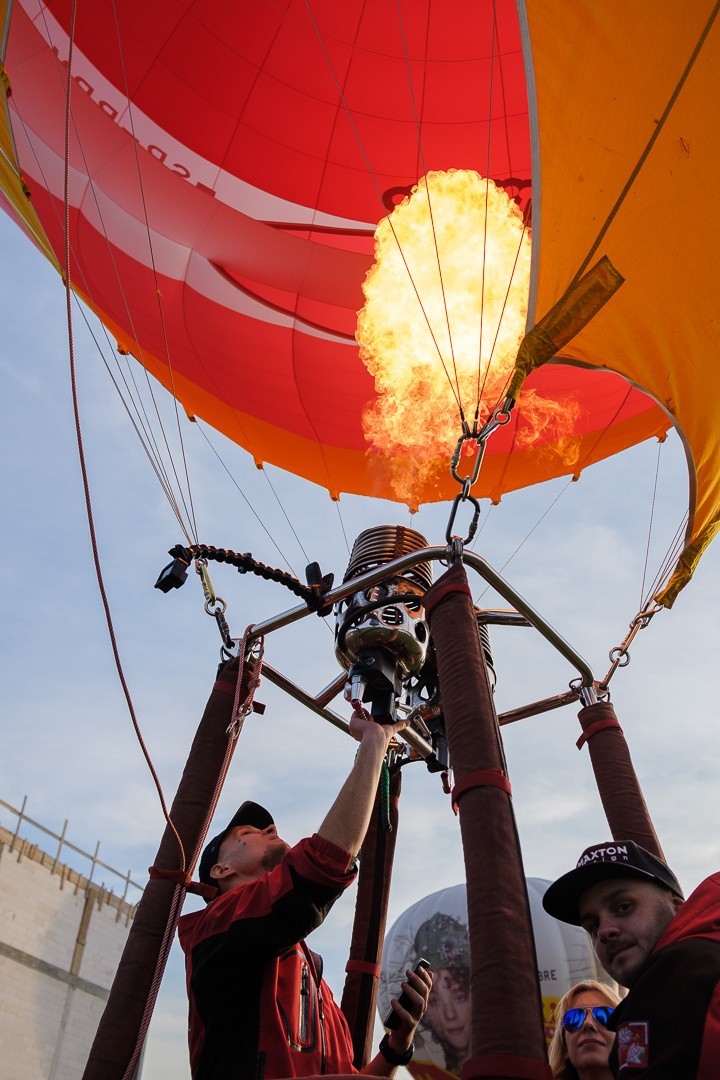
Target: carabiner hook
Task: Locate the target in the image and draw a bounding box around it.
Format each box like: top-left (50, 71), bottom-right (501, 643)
top-left (445, 492), bottom-right (481, 547)
top-left (450, 434), bottom-right (486, 490)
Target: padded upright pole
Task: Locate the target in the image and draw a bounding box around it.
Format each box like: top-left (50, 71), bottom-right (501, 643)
top-left (341, 767), bottom-right (402, 1067)
top-left (577, 700), bottom-right (663, 858)
top-left (83, 657), bottom-right (246, 1080)
top-left (424, 562), bottom-right (549, 1080)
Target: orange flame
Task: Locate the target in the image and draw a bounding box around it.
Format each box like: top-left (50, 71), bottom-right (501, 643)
top-left (357, 170), bottom-right (580, 504)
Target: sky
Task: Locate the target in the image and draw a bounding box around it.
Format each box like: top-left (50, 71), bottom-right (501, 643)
top-left (2, 208), bottom-right (720, 1077)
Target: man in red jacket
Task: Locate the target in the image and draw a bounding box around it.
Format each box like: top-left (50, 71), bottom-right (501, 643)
top-left (543, 840), bottom-right (720, 1077)
top-left (178, 707), bottom-right (432, 1079)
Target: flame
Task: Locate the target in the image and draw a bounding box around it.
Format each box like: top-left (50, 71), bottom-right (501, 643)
top-left (357, 170), bottom-right (580, 504)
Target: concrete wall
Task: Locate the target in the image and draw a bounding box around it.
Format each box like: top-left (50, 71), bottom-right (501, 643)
top-left (0, 825), bottom-right (137, 1080)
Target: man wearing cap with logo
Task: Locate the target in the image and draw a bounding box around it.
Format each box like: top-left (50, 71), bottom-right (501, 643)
top-left (543, 841), bottom-right (720, 1076)
top-left (178, 707), bottom-right (432, 1079)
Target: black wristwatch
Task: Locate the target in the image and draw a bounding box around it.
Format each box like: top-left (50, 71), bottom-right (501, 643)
top-left (379, 1033), bottom-right (415, 1067)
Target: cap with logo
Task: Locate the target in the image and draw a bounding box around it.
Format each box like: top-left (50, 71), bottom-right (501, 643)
top-left (198, 801), bottom-right (274, 897)
top-left (542, 840), bottom-right (684, 926)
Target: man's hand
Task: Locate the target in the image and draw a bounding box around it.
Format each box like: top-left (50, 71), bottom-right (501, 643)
top-left (349, 701), bottom-right (408, 749)
top-left (361, 965), bottom-right (433, 1075)
top-left (385, 963), bottom-right (433, 1054)
top-left (317, 704), bottom-right (408, 859)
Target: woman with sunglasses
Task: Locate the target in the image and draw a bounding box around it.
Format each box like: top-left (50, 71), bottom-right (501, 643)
top-left (549, 980), bottom-right (622, 1080)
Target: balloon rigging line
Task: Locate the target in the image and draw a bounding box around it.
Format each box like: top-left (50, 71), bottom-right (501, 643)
top-left (260, 465), bottom-right (349, 625)
top-left (489, 3), bottom-right (520, 216)
top-left (643, 508), bottom-right (689, 608)
top-left (60, 0), bottom-right (185, 871)
top-left (75, 302), bottom-right (198, 543)
top-left (303, 0), bottom-right (467, 426)
top-left (334, 497), bottom-right (351, 556)
top-left (571, 0), bottom-right (720, 287)
top-left (476, 3), bottom-right (498, 419)
top-left (195, 424), bottom-right (301, 572)
top-left (473, 478), bottom-right (574, 604)
top-left (109, 0), bottom-right (200, 546)
top-left (639, 439), bottom-right (663, 608)
top-left (14, 106), bottom-right (193, 541)
top-left (478, 218), bottom-right (529, 417)
top-left (32, 3), bottom-right (198, 546)
top-left (252, 467), bottom-right (338, 634)
top-left (393, 0), bottom-right (462, 409)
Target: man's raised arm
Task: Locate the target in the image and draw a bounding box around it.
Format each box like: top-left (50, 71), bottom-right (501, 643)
top-left (317, 707), bottom-right (407, 861)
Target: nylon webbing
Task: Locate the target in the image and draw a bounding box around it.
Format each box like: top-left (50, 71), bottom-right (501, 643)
top-left (576, 715), bottom-right (622, 750)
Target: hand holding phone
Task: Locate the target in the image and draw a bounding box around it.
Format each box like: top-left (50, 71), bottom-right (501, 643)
top-left (383, 957), bottom-right (431, 1030)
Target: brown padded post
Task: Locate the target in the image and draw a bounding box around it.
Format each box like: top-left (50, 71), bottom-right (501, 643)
top-left (577, 700), bottom-right (663, 858)
top-left (82, 657), bottom-right (245, 1080)
top-left (341, 768), bottom-right (401, 1067)
top-left (424, 562), bottom-right (549, 1080)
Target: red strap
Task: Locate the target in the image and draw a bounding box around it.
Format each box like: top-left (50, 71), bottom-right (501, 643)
top-left (212, 679), bottom-right (235, 695)
top-left (345, 959), bottom-right (382, 978)
top-left (452, 770), bottom-right (512, 812)
top-left (423, 562), bottom-right (472, 617)
top-left (462, 1055), bottom-right (553, 1079)
top-left (576, 716), bottom-right (623, 749)
top-left (148, 866), bottom-right (218, 901)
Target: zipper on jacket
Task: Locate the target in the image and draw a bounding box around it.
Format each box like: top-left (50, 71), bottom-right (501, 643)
top-left (317, 978), bottom-right (326, 1073)
top-left (299, 962), bottom-right (309, 1046)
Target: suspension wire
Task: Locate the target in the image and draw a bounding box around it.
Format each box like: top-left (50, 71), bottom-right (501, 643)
top-left (491, 0), bottom-right (520, 209)
top-left (33, 5), bottom-right (198, 544)
top-left (195, 424), bottom-right (301, 572)
top-left (25, 21), bottom-right (336, 621)
top-left (474, 478), bottom-right (573, 603)
top-left (570, 0), bottom-right (720, 287)
top-left (195, 427), bottom-right (338, 630)
top-left (60, 0), bottom-right (184, 869)
top-left (303, 0), bottom-right (467, 425)
top-left (477, 219), bottom-right (528, 417)
top-left (109, 0), bottom-right (200, 544)
top-left (393, 0), bottom-right (463, 409)
top-left (639, 439), bottom-right (662, 608)
top-left (15, 108), bottom-right (193, 541)
top-left (259, 466), bottom-right (316, 566)
top-left (643, 509), bottom-right (689, 606)
top-left (334, 497), bottom-right (351, 556)
top-left (76, 306), bottom-right (196, 541)
top-left (475, 4), bottom-right (498, 418)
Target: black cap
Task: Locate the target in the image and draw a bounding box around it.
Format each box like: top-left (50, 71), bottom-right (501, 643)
top-left (543, 840), bottom-right (683, 926)
top-left (198, 801), bottom-right (274, 896)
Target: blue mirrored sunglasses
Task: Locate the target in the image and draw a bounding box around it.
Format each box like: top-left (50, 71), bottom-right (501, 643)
top-left (562, 1006), bottom-right (614, 1033)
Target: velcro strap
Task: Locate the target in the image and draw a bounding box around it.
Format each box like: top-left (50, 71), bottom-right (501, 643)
top-left (462, 1055), bottom-right (553, 1079)
top-left (423, 563), bottom-right (472, 616)
top-left (148, 866), bottom-right (218, 901)
top-left (345, 959), bottom-right (382, 978)
top-left (576, 716), bottom-right (623, 749)
top-left (213, 679), bottom-right (236, 695)
top-left (211, 679), bottom-right (266, 714)
top-left (452, 770), bottom-right (512, 811)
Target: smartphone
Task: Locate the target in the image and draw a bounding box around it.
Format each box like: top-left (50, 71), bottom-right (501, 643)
top-left (383, 957), bottom-right (431, 1030)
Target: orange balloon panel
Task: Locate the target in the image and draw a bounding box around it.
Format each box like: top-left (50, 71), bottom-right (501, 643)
top-left (2, 0), bottom-right (718, 596)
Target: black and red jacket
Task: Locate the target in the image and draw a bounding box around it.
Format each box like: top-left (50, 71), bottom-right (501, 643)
top-left (609, 872), bottom-right (720, 1076)
top-left (178, 833), bottom-right (359, 1079)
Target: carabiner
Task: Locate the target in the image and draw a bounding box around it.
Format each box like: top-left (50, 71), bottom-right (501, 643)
top-left (445, 492), bottom-right (481, 547)
top-left (450, 433), bottom-right (486, 490)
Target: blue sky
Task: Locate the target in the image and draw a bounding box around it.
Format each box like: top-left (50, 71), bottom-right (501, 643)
top-left (2, 210), bottom-right (720, 1077)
